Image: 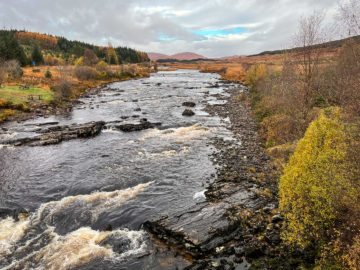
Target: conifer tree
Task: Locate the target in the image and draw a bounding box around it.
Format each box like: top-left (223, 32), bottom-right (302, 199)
top-left (31, 44), bottom-right (44, 65)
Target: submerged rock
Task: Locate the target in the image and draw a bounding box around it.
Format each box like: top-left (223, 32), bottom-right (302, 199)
top-left (182, 109), bottom-right (195, 116)
top-left (182, 102), bottom-right (196, 107)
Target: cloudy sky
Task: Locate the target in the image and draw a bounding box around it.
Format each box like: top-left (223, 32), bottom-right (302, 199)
top-left (0, 0), bottom-right (340, 57)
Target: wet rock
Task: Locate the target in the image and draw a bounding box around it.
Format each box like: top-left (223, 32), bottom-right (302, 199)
top-left (271, 215), bottom-right (283, 223)
top-left (182, 109), bottom-right (195, 116)
top-left (234, 256), bottom-right (244, 263)
top-left (245, 246), bottom-right (264, 259)
top-left (116, 119), bottom-right (161, 132)
top-left (234, 247), bottom-right (245, 257)
top-left (206, 83), bottom-right (220, 88)
top-left (99, 235), bottom-right (131, 254)
top-left (134, 108), bottom-right (142, 111)
top-left (265, 233), bottom-right (281, 245)
top-left (182, 102), bottom-right (196, 107)
top-left (105, 224), bottom-right (112, 231)
top-left (5, 121), bottom-right (105, 147)
top-left (263, 204), bottom-right (276, 213)
top-left (37, 121), bottom-right (59, 126)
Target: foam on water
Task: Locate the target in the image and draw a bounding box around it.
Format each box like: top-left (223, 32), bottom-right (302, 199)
top-left (0, 144), bottom-right (15, 150)
top-left (0, 214), bottom-right (29, 257)
top-left (140, 123), bottom-right (211, 143)
top-left (193, 190), bottom-right (206, 200)
top-left (137, 146), bottom-right (191, 159)
top-left (102, 127), bottom-right (120, 134)
top-left (33, 181), bottom-right (154, 224)
top-left (107, 99), bottom-right (124, 104)
top-left (0, 132), bottom-right (18, 143)
top-left (2, 226), bottom-right (146, 270)
top-left (0, 182), bottom-right (153, 269)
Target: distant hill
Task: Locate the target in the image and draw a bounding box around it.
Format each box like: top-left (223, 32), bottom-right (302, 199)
top-left (170, 52), bottom-right (206, 60)
top-left (147, 53), bottom-right (170, 61)
top-left (215, 55), bottom-right (245, 60)
top-left (148, 52), bottom-right (247, 62)
top-left (148, 52), bottom-right (206, 61)
top-left (249, 35), bottom-right (360, 57)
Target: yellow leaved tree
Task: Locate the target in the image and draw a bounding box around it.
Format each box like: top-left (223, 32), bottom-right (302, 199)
top-left (245, 63), bottom-right (267, 90)
top-left (279, 107), bottom-right (359, 253)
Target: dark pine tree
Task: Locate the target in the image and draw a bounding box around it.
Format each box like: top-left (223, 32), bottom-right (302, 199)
top-left (110, 54), bottom-right (116, 65)
top-left (31, 44), bottom-right (44, 65)
top-left (0, 30), bottom-right (27, 66)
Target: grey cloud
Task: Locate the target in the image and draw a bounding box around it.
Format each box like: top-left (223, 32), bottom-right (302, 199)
top-left (0, 0), bottom-right (340, 57)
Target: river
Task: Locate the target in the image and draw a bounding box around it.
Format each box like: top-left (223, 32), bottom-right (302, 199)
top-left (0, 69), bottom-right (242, 269)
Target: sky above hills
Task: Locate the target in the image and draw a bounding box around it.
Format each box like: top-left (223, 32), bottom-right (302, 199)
top-left (0, 0), bottom-right (340, 57)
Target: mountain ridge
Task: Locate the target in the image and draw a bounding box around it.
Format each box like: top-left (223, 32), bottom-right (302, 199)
top-left (148, 52), bottom-right (206, 61)
top-left (147, 52), bottom-right (244, 61)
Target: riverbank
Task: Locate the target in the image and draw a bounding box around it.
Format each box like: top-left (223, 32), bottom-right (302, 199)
top-left (143, 83), bottom-right (290, 269)
top-left (0, 64), bottom-right (151, 124)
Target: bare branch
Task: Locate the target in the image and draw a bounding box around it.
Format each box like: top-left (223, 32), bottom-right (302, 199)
top-left (338, 0), bottom-right (360, 36)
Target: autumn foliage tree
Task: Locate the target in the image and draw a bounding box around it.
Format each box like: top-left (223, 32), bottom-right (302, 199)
top-left (106, 43), bottom-right (118, 65)
top-left (15, 31), bottom-right (58, 49)
top-left (245, 63), bottom-right (267, 90)
top-left (279, 107), bottom-right (360, 267)
top-left (83, 49), bottom-right (98, 66)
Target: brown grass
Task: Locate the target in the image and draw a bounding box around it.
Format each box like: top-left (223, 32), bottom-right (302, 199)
top-left (163, 47), bottom-right (339, 84)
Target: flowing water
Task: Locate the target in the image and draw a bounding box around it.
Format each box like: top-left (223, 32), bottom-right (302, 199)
top-left (0, 69), bottom-right (241, 269)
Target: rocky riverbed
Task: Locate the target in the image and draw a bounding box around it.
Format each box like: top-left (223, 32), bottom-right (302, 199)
top-left (0, 69), bottom-right (289, 270)
top-left (144, 86), bottom-right (283, 269)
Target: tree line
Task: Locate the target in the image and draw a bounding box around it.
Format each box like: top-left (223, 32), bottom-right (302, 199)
top-left (0, 30), bottom-right (149, 66)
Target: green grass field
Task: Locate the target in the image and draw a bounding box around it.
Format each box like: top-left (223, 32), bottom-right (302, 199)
top-left (0, 86), bottom-right (53, 104)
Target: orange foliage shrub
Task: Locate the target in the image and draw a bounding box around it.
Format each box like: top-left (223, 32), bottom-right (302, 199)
top-left (0, 98), bottom-right (11, 108)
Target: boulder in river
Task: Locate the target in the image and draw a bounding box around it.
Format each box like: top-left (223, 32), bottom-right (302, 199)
top-left (116, 119), bottom-right (161, 132)
top-left (182, 102), bottom-right (196, 107)
top-left (182, 109), bottom-right (195, 116)
top-left (5, 121), bottom-right (105, 147)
